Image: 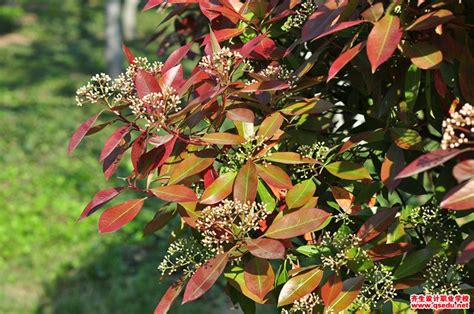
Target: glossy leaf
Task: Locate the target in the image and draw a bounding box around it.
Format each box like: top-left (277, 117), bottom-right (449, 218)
top-left (321, 273), bottom-right (342, 307)
top-left (391, 128), bottom-right (422, 150)
top-left (257, 112), bottom-right (284, 140)
top-left (367, 243), bottom-right (415, 261)
top-left (396, 149), bottom-right (462, 179)
top-left (301, 5), bottom-right (344, 42)
top-left (162, 42), bottom-right (193, 73)
top-left (79, 187), bottom-right (126, 220)
top-left (201, 132), bottom-right (245, 145)
top-left (440, 179), bottom-right (474, 211)
top-left (277, 267), bottom-right (323, 306)
top-left (234, 161), bottom-right (258, 203)
top-left (406, 9), bottom-right (454, 31)
top-left (256, 164), bottom-right (292, 190)
top-left (265, 208), bottom-right (330, 239)
top-left (381, 145), bottom-right (404, 190)
top-left (367, 13), bottom-right (403, 73)
top-left (331, 186), bottom-right (358, 214)
top-left (240, 80), bottom-right (289, 93)
top-left (99, 125), bottom-right (131, 161)
top-left (247, 238), bottom-right (285, 260)
top-left (154, 278), bottom-right (185, 314)
top-left (393, 249), bottom-right (434, 279)
top-left (98, 198), bottom-right (145, 233)
top-left (135, 69), bottom-right (161, 98)
top-left (182, 252), bottom-right (229, 303)
top-left (280, 99), bottom-right (334, 115)
top-left (453, 160), bottom-right (474, 183)
top-left (150, 185), bottom-right (198, 202)
top-left (361, 3), bottom-right (384, 23)
top-left (285, 179), bottom-right (316, 209)
top-left (201, 172), bottom-right (237, 205)
top-left (265, 152), bottom-right (319, 164)
top-left (328, 276), bottom-right (364, 312)
top-left (244, 257), bottom-right (275, 301)
top-left (68, 111), bottom-right (102, 155)
top-left (143, 206), bottom-right (176, 236)
top-left (168, 150), bottom-right (216, 185)
top-left (400, 41), bottom-right (443, 70)
top-left (357, 207), bottom-right (398, 245)
top-left (226, 108), bottom-right (255, 123)
top-left (456, 235), bottom-right (474, 264)
top-left (326, 161), bottom-right (372, 180)
top-left (328, 42), bottom-right (365, 82)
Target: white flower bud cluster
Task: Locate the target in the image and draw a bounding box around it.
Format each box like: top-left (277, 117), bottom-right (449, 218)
top-left (281, 292), bottom-right (322, 314)
top-left (294, 141), bottom-right (330, 179)
top-left (353, 264), bottom-right (396, 310)
top-left (75, 73), bottom-right (113, 106)
top-left (441, 103), bottom-right (473, 149)
top-left (320, 231), bottom-right (365, 271)
top-left (196, 200), bottom-right (268, 253)
top-left (282, 0), bottom-right (317, 31)
top-left (158, 237), bottom-right (215, 278)
top-left (199, 47), bottom-right (244, 85)
top-left (423, 254), bottom-right (465, 295)
top-left (220, 135), bottom-right (270, 173)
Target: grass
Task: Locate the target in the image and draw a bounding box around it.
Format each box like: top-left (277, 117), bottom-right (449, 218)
top-left (0, 1), bottom-right (230, 313)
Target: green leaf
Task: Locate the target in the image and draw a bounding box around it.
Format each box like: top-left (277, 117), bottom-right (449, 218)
top-left (201, 172), bottom-right (237, 205)
top-left (257, 180), bottom-right (276, 212)
top-left (280, 99), bottom-right (334, 115)
top-left (256, 112), bottom-right (284, 140)
top-left (328, 276), bottom-right (364, 312)
top-left (277, 268), bottom-right (323, 306)
top-left (168, 150), bottom-right (216, 185)
top-left (404, 64), bottom-right (421, 112)
top-left (286, 179), bottom-right (316, 209)
top-left (244, 257), bottom-right (275, 301)
top-left (265, 152), bottom-right (319, 164)
top-left (393, 248), bottom-right (434, 279)
top-left (326, 161), bottom-right (372, 180)
top-left (391, 128), bottom-right (422, 150)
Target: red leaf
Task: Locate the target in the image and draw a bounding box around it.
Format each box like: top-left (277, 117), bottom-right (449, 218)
top-left (182, 252), bottom-right (229, 303)
top-left (68, 112), bottom-right (102, 155)
top-left (159, 64), bottom-right (182, 90)
top-left (203, 166), bottom-right (218, 188)
top-left (381, 144), bottom-right (404, 190)
top-left (367, 242), bottom-right (415, 261)
top-left (150, 185), bottom-right (198, 202)
top-left (313, 20), bottom-right (364, 41)
top-left (247, 238), bottom-right (286, 260)
top-left (201, 172), bottom-right (237, 205)
top-left (233, 161), bottom-right (258, 204)
top-left (131, 132), bottom-right (147, 172)
top-left (135, 69), bottom-right (161, 98)
top-left (201, 28), bottom-right (244, 45)
top-left (162, 42), bottom-right (193, 73)
top-left (406, 9), bottom-right (454, 31)
top-left (321, 273), bottom-right (342, 307)
top-left (277, 267), bottom-right (323, 306)
top-left (330, 186), bottom-right (359, 215)
top-left (143, 0), bottom-right (165, 11)
top-left (256, 164), bottom-right (292, 190)
top-left (361, 3), bottom-right (384, 23)
top-left (367, 14), bottom-right (403, 73)
top-left (357, 207), bottom-right (398, 245)
top-left (440, 179), bottom-right (474, 211)
top-left (122, 44), bottom-right (135, 64)
top-left (99, 125), bottom-right (131, 161)
top-left (257, 112), bottom-right (284, 141)
top-left (98, 198), bottom-right (146, 233)
top-left (79, 187), bottom-right (126, 220)
top-left (265, 208), bottom-right (330, 239)
top-left (240, 80), bottom-right (289, 92)
top-left (301, 6), bottom-right (344, 42)
top-left (456, 235), bottom-right (474, 264)
top-left (453, 159), bottom-right (474, 183)
top-left (154, 278), bottom-right (185, 314)
top-left (396, 149), bottom-right (462, 179)
top-left (103, 139), bottom-right (129, 179)
top-left (328, 41), bottom-right (365, 82)
top-left (226, 108), bottom-right (255, 123)
top-left (244, 257), bottom-right (275, 301)
top-left (168, 150), bottom-right (216, 185)
top-left (328, 276), bottom-right (364, 312)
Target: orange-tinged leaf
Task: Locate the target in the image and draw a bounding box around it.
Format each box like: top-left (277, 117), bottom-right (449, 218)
top-left (406, 9), bottom-right (454, 31)
top-left (98, 198), bottom-right (146, 233)
top-left (286, 179), bottom-right (316, 209)
top-left (234, 161), bottom-right (258, 203)
top-left (326, 161), bottom-right (372, 180)
top-left (367, 14), bottom-right (403, 73)
top-left (399, 41), bottom-right (443, 70)
top-left (265, 208), bottom-right (330, 239)
top-left (357, 207), bottom-right (398, 245)
top-left (280, 98), bottom-right (334, 115)
top-left (440, 179), bottom-right (474, 211)
top-left (201, 132), bottom-right (245, 145)
top-left (257, 112), bottom-right (284, 140)
top-left (182, 252), bottom-right (229, 303)
top-left (321, 273), bottom-right (342, 307)
top-left (328, 42), bottom-right (365, 82)
top-left (330, 186), bottom-right (356, 214)
top-left (80, 187), bottom-right (126, 220)
top-left (244, 257), bottom-right (275, 301)
top-left (265, 152), bottom-right (319, 164)
top-left (390, 128), bottom-right (422, 150)
top-left (453, 160), bottom-right (474, 183)
top-left (168, 150), bottom-right (216, 185)
top-left (226, 108), bottom-right (255, 123)
top-left (328, 276), bottom-right (364, 312)
top-left (154, 277), bottom-right (185, 314)
top-left (247, 238), bottom-right (285, 260)
top-left (240, 80), bottom-right (289, 93)
top-left (361, 3), bottom-right (384, 23)
top-left (256, 164), bottom-right (292, 190)
top-left (202, 28), bottom-right (244, 45)
top-left (396, 149), bottom-right (463, 179)
top-left (150, 185), bottom-right (198, 202)
top-left (277, 268), bottom-right (323, 306)
top-left (381, 144), bottom-right (404, 190)
top-left (201, 172), bottom-right (237, 205)
top-left (68, 111), bottom-right (102, 155)
top-left (367, 242), bottom-right (415, 261)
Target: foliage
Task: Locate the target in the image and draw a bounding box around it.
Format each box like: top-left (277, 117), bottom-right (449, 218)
top-left (72, 0), bottom-right (474, 313)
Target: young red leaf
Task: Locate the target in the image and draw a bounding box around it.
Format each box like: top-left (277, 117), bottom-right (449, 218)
top-left (103, 140), bottom-right (128, 179)
top-left (361, 3), bottom-right (384, 23)
top-left (98, 198), bottom-right (146, 233)
top-left (68, 111), bottom-right (102, 155)
top-left (244, 257), bottom-right (275, 301)
top-left (286, 179), bottom-right (316, 209)
top-left (367, 242), bottom-right (415, 261)
top-left (135, 69), bottom-right (161, 98)
top-left (226, 108), bottom-right (255, 123)
top-left (256, 164), bottom-right (292, 190)
top-left (367, 13), bottom-right (403, 73)
top-left (150, 185), bottom-right (198, 202)
top-left (265, 208), bottom-right (330, 239)
top-left (168, 150), bottom-right (216, 185)
top-left (357, 207), bottom-right (398, 245)
top-left (159, 64), bottom-right (182, 90)
top-left (233, 161), bottom-right (258, 204)
top-left (325, 161), bottom-right (372, 180)
top-left (301, 6), bottom-right (344, 42)
top-left (79, 187), bottom-right (126, 220)
top-left (440, 179), bottom-right (474, 211)
top-left (203, 166), bottom-right (218, 188)
top-left (122, 44), bottom-right (135, 64)
top-left (201, 132), bottom-right (246, 145)
top-left (453, 160), bottom-right (474, 183)
top-left (131, 132), bottom-right (147, 172)
top-left (143, 207), bottom-right (176, 236)
top-left (257, 112), bottom-right (284, 141)
top-left (327, 42), bottom-right (365, 82)
top-left (381, 144), bottom-right (404, 190)
top-left (396, 149), bottom-right (462, 179)
top-left (264, 152), bottom-right (319, 164)
top-left (328, 276), bottom-right (364, 312)
top-left (240, 80), bottom-right (289, 93)
top-left (321, 273), bottom-right (342, 307)
top-left (330, 186), bottom-right (358, 215)
top-left (456, 235), bottom-right (474, 264)
top-left (154, 277), bottom-right (185, 314)
top-left (201, 172), bottom-right (237, 205)
top-left (277, 267), bottom-right (323, 306)
top-left (406, 9), bottom-right (454, 31)
top-left (143, 0), bottom-right (165, 11)
top-left (201, 28), bottom-right (244, 45)
top-left (246, 238), bottom-right (285, 260)
top-left (162, 42), bottom-right (193, 73)
top-left (99, 125), bottom-right (131, 161)
top-left (182, 252), bottom-right (229, 303)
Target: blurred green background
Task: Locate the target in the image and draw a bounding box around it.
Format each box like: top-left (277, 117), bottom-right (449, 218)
top-left (0, 1), bottom-right (230, 313)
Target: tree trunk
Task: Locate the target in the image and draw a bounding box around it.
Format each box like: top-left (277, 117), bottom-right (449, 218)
top-left (122, 0), bottom-right (140, 41)
top-left (105, 0), bottom-right (123, 78)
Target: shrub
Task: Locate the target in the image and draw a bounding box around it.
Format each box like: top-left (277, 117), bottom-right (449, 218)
top-left (0, 5), bottom-right (24, 34)
top-left (70, 0), bottom-right (474, 313)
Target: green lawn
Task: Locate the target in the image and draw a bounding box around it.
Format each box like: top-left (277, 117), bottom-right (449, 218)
top-left (0, 2), bottom-right (229, 313)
